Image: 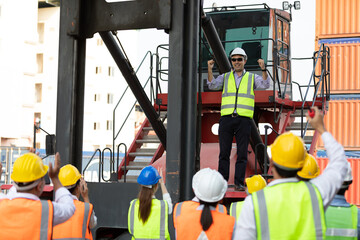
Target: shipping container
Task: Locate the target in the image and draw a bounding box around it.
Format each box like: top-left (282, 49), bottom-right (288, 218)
top-left (316, 38), bottom-right (360, 94)
top-left (317, 98), bottom-right (360, 150)
top-left (316, 0), bottom-right (360, 39)
top-left (317, 157), bottom-right (360, 206)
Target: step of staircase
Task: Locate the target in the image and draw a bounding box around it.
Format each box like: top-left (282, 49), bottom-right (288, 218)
top-left (285, 122), bottom-right (315, 131)
top-left (118, 174), bottom-right (138, 183)
top-left (135, 135), bottom-right (161, 144)
top-left (143, 123), bottom-right (168, 131)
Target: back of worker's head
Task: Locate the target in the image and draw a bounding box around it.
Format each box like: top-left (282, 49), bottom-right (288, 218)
top-left (59, 164), bottom-right (81, 194)
top-left (192, 168), bottom-right (227, 231)
top-left (297, 154), bottom-right (320, 181)
top-left (269, 132), bottom-right (306, 178)
top-left (11, 153), bottom-right (48, 193)
top-left (137, 166), bottom-right (161, 224)
top-left (337, 162), bottom-right (353, 195)
top-left (245, 175), bottom-right (267, 194)
top-left (230, 47), bottom-right (247, 60)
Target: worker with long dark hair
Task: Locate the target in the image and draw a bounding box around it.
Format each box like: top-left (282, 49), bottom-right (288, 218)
top-left (173, 168), bottom-right (235, 240)
top-left (128, 166), bottom-right (172, 240)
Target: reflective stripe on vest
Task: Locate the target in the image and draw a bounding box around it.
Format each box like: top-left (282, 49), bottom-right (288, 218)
top-left (0, 199), bottom-right (53, 240)
top-left (40, 200), bottom-right (50, 240)
top-left (221, 71), bottom-right (255, 118)
top-left (325, 204), bottom-right (358, 240)
top-left (253, 181), bottom-right (325, 240)
top-left (230, 201), bottom-right (244, 221)
top-left (53, 200), bottom-right (93, 240)
top-left (129, 199), bottom-right (167, 240)
top-left (176, 202), bottom-right (226, 215)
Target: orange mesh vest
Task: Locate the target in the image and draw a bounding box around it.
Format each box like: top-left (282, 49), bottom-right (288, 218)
top-left (0, 198), bottom-right (53, 240)
top-left (173, 201), bottom-right (235, 240)
top-left (53, 200), bottom-right (93, 240)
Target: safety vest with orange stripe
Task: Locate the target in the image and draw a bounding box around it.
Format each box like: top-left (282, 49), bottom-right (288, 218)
top-left (53, 200), bottom-right (94, 240)
top-left (0, 198), bottom-right (53, 240)
top-left (173, 201), bottom-right (235, 240)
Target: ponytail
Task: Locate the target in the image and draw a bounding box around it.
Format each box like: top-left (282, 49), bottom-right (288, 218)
top-left (138, 184), bottom-right (157, 223)
top-left (199, 200), bottom-right (218, 231)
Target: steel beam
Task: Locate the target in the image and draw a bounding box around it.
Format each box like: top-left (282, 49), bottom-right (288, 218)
top-left (56, 0), bottom-right (86, 170)
top-left (81, 0), bottom-right (171, 38)
top-left (99, 31), bottom-right (167, 148)
top-left (201, 12), bottom-right (232, 74)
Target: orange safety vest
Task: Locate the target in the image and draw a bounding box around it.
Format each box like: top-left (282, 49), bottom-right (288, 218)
top-left (53, 199), bottom-right (94, 240)
top-left (173, 201), bottom-right (235, 240)
top-left (0, 198), bottom-right (53, 240)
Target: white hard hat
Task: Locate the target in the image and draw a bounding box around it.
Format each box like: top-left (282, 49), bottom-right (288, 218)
top-left (342, 162), bottom-right (353, 188)
top-left (192, 168), bottom-right (227, 203)
top-left (230, 47), bottom-right (247, 58)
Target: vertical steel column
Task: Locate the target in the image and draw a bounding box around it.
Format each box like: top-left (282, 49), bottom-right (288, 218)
top-left (179, 0), bottom-right (200, 201)
top-left (56, 0), bottom-right (86, 170)
top-left (166, 0), bottom-right (185, 203)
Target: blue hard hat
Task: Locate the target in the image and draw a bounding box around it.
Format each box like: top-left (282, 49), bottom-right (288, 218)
top-left (137, 166), bottom-right (161, 186)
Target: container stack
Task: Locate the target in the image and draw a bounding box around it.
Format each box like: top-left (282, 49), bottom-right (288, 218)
top-left (315, 0), bottom-right (360, 205)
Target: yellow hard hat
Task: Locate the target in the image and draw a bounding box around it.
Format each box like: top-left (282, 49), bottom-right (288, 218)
top-left (59, 164), bottom-right (81, 188)
top-left (297, 154), bottom-right (320, 179)
top-left (245, 175), bottom-right (267, 194)
top-left (270, 132), bottom-right (306, 170)
top-left (11, 153), bottom-right (48, 182)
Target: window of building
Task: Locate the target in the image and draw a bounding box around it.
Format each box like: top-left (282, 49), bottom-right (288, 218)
top-left (107, 93), bottom-right (113, 104)
top-left (36, 142), bottom-right (41, 149)
top-left (93, 145), bottom-right (100, 151)
top-left (107, 120), bottom-right (113, 130)
top-left (108, 66), bottom-right (114, 76)
top-left (94, 94), bottom-right (100, 102)
top-left (97, 39), bottom-right (103, 46)
top-left (37, 22), bottom-right (44, 43)
top-left (94, 122), bottom-right (100, 130)
top-left (95, 66), bottom-right (102, 74)
top-left (37, 53), bottom-right (43, 73)
top-left (35, 83), bottom-right (42, 103)
top-left (106, 144), bottom-right (112, 149)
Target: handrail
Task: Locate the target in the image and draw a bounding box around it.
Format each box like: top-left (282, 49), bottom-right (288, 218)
top-left (82, 148), bottom-right (102, 181)
top-left (112, 50), bottom-right (155, 176)
top-left (101, 147), bottom-right (112, 182)
top-left (299, 44), bottom-right (330, 138)
top-left (117, 143), bottom-right (127, 182)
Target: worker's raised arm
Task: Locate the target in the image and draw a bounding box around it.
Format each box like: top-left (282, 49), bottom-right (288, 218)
top-left (308, 107), bottom-right (348, 209)
top-left (208, 59), bottom-right (215, 82)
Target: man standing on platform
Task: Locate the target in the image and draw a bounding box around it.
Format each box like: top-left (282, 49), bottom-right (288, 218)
top-left (207, 47), bottom-right (270, 191)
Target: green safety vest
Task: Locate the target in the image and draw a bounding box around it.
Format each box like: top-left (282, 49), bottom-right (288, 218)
top-left (252, 181), bottom-right (326, 240)
top-left (325, 204), bottom-right (358, 239)
top-left (221, 71), bottom-right (255, 118)
top-left (128, 199), bottom-right (170, 240)
top-left (230, 201), bottom-right (244, 221)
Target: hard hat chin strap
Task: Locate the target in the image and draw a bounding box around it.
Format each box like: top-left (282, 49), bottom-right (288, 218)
top-left (13, 178), bottom-right (41, 191)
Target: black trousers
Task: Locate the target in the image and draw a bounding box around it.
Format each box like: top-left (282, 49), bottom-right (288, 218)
top-left (218, 115), bottom-right (252, 186)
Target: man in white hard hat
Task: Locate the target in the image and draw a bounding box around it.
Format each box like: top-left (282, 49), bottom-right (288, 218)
top-left (207, 47), bottom-right (270, 191)
top-left (325, 161), bottom-right (360, 239)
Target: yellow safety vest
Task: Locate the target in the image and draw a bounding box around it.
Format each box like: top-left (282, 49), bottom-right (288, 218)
top-left (128, 198), bottom-right (170, 240)
top-left (230, 201), bottom-right (244, 221)
top-left (252, 181), bottom-right (326, 240)
top-left (221, 71), bottom-right (255, 118)
top-left (325, 204), bottom-right (358, 239)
